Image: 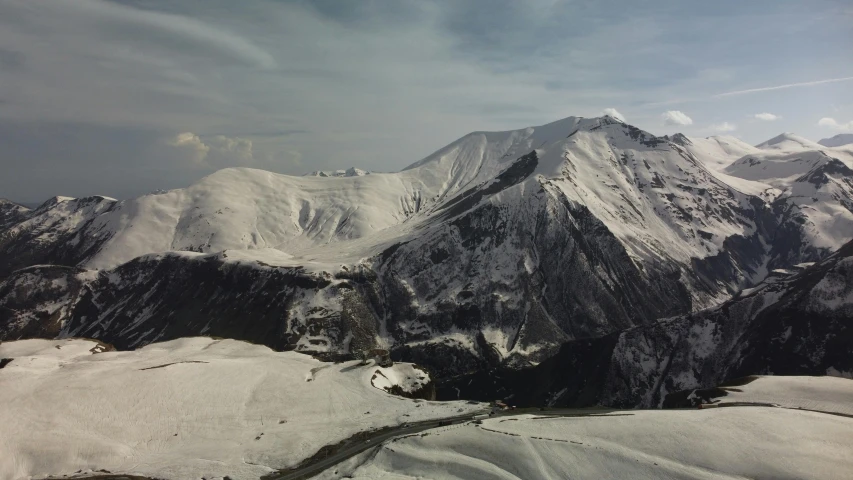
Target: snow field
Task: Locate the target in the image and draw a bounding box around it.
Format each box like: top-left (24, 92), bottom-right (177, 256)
top-left (0, 337), bottom-right (483, 480)
top-left (717, 376), bottom-right (853, 416)
top-left (319, 408), bottom-right (853, 480)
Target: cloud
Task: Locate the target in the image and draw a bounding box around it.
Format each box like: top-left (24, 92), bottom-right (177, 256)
top-left (753, 113), bottom-right (779, 121)
top-left (168, 132), bottom-right (254, 168)
top-left (601, 108), bottom-right (626, 122)
top-left (72, 0), bottom-right (277, 69)
top-left (4, 0), bottom-right (853, 201)
top-left (817, 117), bottom-right (853, 132)
top-left (662, 110), bottom-right (693, 126)
top-left (714, 76), bottom-right (853, 97)
top-left (711, 122), bottom-right (736, 132)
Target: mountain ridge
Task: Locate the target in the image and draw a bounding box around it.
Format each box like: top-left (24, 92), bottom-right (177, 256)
top-left (819, 133), bottom-right (853, 148)
top-left (1, 115), bottom-right (851, 382)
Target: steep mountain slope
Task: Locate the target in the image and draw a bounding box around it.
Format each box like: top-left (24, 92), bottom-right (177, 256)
top-left (1, 116), bottom-right (849, 377)
top-left (819, 133), bottom-right (853, 148)
top-left (439, 238), bottom-right (853, 407)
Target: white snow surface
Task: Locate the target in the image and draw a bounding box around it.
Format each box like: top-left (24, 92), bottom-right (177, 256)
top-left (677, 135), bottom-right (761, 171)
top-left (0, 337), bottom-right (483, 480)
top-left (370, 364), bottom-right (430, 394)
top-left (719, 376), bottom-right (853, 415)
top-left (318, 408), bottom-right (853, 480)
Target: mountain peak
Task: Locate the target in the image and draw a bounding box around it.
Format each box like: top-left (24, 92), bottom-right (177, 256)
top-left (304, 167), bottom-right (370, 178)
top-left (755, 132), bottom-right (822, 151)
top-left (663, 133), bottom-right (691, 146)
top-left (818, 133), bottom-right (853, 148)
top-left (36, 196), bottom-right (76, 209)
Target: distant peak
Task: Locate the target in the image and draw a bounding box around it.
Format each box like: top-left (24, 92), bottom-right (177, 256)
top-left (818, 133), bottom-right (853, 148)
top-left (0, 198), bottom-right (29, 208)
top-left (755, 132), bottom-right (821, 150)
top-left (304, 167), bottom-right (370, 178)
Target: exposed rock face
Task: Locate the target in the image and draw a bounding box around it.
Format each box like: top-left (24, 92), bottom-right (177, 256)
top-left (1, 116), bottom-right (851, 382)
top-left (438, 239), bottom-right (853, 407)
top-left (0, 265), bottom-right (89, 340)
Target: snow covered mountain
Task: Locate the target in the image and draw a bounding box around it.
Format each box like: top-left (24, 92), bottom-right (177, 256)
top-left (755, 132), bottom-right (824, 151)
top-left (665, 133), bottom-right (761, 172)
top-left (819, 133), bottom-right (853, 148)
top-left (440, 238), bottom-right (853, 407)
top-left (723, 140), bottom-right (853, 266)
top-left (1, 116), bottom-right (851, 379)
top-left (304, 167), bottom-right (371, 177)
top-left (0, 199), bottom-right (30, 231)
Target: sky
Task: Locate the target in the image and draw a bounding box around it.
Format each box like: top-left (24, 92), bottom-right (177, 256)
top-left (1, 0), bottom-right (852, 203)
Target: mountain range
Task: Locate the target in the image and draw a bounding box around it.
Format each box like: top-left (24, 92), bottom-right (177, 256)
top-left (1, 115), bottom-right (851, 405)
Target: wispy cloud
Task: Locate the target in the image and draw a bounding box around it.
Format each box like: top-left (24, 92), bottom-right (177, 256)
top-left (714, 76), bottom-right (853, 98)
top-left (753, 113), bottom-right (779, 121)
top-left (662, 110), bottom-right (693, 126)
top-left (818, 117), bottom-right (853, 132)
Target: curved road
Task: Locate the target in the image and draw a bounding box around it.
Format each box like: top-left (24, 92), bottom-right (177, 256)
top-left (268, 407), bottom-right (616, 480)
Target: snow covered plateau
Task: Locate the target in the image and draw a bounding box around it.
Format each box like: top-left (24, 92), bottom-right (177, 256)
top-left (316, 405), bottom-right (853, 480)
top-left (0, 337), bottom-right (482, 480)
